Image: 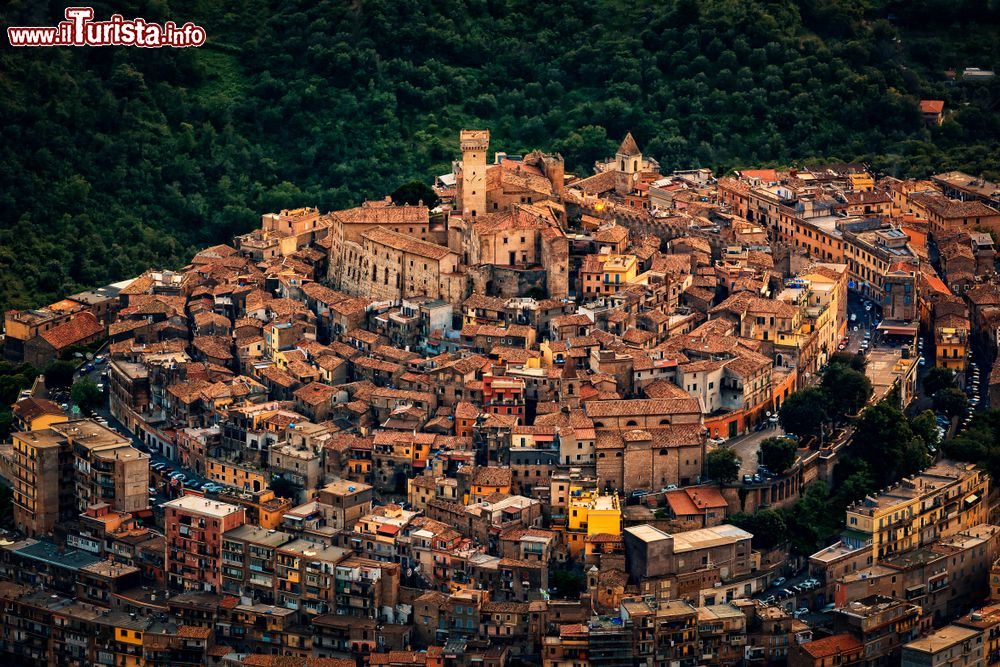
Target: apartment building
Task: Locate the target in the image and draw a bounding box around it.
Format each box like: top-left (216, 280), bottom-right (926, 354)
top-left (844, 460), bottom-right (988, 560)
top-left (901, 625), bottom-right (983, 667)
top-left (832, 595), bottom-right (922, 665)
top-left (624, 524), bottom-right (755, 603)
top-left (11, 419), bottom-right (149, 537)
top-left (842, 224), bottom-right (918, 303)
top-left (164, 495), bottom-right (246, 593)
top-left (563, 490), bottom-right (621, 557)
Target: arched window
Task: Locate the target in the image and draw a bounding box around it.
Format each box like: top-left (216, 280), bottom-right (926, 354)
top-left (659, 448), bottom-right (668, 455)
top-left (626, 420), bottom-right (638, 426)
top-left (659, 418), bottom-right (671, 425)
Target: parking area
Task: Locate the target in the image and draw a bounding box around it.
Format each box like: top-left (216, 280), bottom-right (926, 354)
top-left (755, 573), bottom-right (832, 620)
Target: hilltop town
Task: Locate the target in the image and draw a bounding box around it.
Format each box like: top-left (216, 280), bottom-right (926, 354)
top-left (3, 130), bottom-right (1000, 666)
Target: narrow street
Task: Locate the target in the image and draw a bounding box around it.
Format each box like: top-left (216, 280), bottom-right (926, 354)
top-left (718, 422), bottom-right (786, 479)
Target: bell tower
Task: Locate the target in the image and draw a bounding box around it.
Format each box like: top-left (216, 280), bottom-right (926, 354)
top-left (460, 129), bottom-right (489, 219)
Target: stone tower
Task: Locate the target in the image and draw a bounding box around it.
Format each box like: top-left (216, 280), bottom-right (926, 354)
top-left (459, 129), bottom-right (490, 220)
top-left (615, 132), bottom-right (642, 195)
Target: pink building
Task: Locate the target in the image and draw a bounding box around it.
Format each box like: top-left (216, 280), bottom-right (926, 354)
top-left (165, 495), bottom-right (245, 592)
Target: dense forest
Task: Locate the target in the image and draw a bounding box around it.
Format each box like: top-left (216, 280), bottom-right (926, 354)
top-left (2, 0), bottom-right (1000, 311)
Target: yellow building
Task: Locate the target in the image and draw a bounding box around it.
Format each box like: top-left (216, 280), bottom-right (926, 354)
top-left (844, 460), bottom-right (988, 560)
top-left (580, 253), bottom-right (638, 298)
top-left (849, 172), bottom-right (875, 191)
top-left (205, 458), bottom-right (269, 493)
top-left (935, 314), bottom-right (969, 370)
top-left (565, 488), bottom-right (621, 557)
top-left (776, 263), bottom-right (849, 373)
top-left (113, 623), bottom-right (144, 667)
top-left (11, 396), bottom-right (67, 432)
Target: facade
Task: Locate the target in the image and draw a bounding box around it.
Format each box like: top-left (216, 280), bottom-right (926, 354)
top-left (164, 496), bottom-right (245, 592)
top-left (11, 420), bottom-right (149, 537)
top-left (844, 460), bottom-right (988, 560)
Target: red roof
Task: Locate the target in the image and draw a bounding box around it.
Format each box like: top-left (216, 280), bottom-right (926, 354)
top-left (922, 271), bottom-right (950, 295)
top-left (800, 633), bottom-right (862, 658)
top-left (39, 312), bottom-right (103, 350)
top-left (738, 169), bottom-right (778, 181)
top-left (919, 100), bottom-right (945, 114)
top-left (665, 490), bottom-right (699, 516)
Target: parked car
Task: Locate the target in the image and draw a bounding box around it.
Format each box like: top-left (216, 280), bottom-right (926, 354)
top-left (752, 473), bottom-right (762, 483)
top-left (822, 603), bottom-right (836, 613)
top-left (794, 607), bottom-right (810, 618)
top-left (743, 474), bottom-right (753, 484)
top-left (148, 486), bottom-right (157, 495)
top-left (772, 577), bottom-right (786, 588)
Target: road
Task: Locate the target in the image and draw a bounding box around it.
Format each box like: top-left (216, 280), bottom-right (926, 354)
top-left (723, 422), bottom-right (787, 479)
top-left (59, 353), bottom-right (213, 504)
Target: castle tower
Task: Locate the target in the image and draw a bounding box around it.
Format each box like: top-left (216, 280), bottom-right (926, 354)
top-left (459, 129), bottom-right (490, 220)
top-left (615, 132), bottom-right (642, 195)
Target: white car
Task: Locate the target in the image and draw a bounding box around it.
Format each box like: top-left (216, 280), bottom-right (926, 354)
top-left (794, 607), bottom-right (810, 618)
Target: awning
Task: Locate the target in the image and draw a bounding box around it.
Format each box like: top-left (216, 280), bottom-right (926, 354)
top-left (877, 322), bottom-right (918, 336)
top-left (965, 494), bottom-right (980, 504)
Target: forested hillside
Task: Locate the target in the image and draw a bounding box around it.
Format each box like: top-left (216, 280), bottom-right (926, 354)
top-left (2, 0), bottom-right (999, 310)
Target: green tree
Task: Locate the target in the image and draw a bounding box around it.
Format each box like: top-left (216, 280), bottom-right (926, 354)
top-left (829, 351), bottom-right (865, 372)
top-left (71, 377), bottom-right (103, 414)
top-left (788, 483), bottom-right (841, 554)
top-left (853, 400), bottom-right (928, 486)
top-left (703, 447), bottom-right (741, 484)
top-left (44, 360), bottom-right (76, 389)
top-left (760, 437), bottom-right (798, 473)
top-left (940, 408), bottom-right (1000, 480)
top-left (390, 180), bottom-right (439, 208)
top-left (822, 364), bottom-right (872, 418)
top-left (729, 509), bottom-right (788, 550)
top-left (922, 367), bottom-right (956, 397)
top-left (934, 387), bottom-right (968, 418)
top-left (780, 388), bottom-right (829, 438)
top-left (835, 467), bottom-right (877, 508)
top-left (911, 410), bottom-right (942, 450)
top-left (551, 569), bottom-right (585, 599)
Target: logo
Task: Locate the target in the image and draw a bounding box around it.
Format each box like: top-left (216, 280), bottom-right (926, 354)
top-left (8, 7), bottom-right (206, 48)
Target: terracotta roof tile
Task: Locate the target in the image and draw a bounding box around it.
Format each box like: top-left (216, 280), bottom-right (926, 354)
top-left (39, 312), bottom-right (103, 350)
